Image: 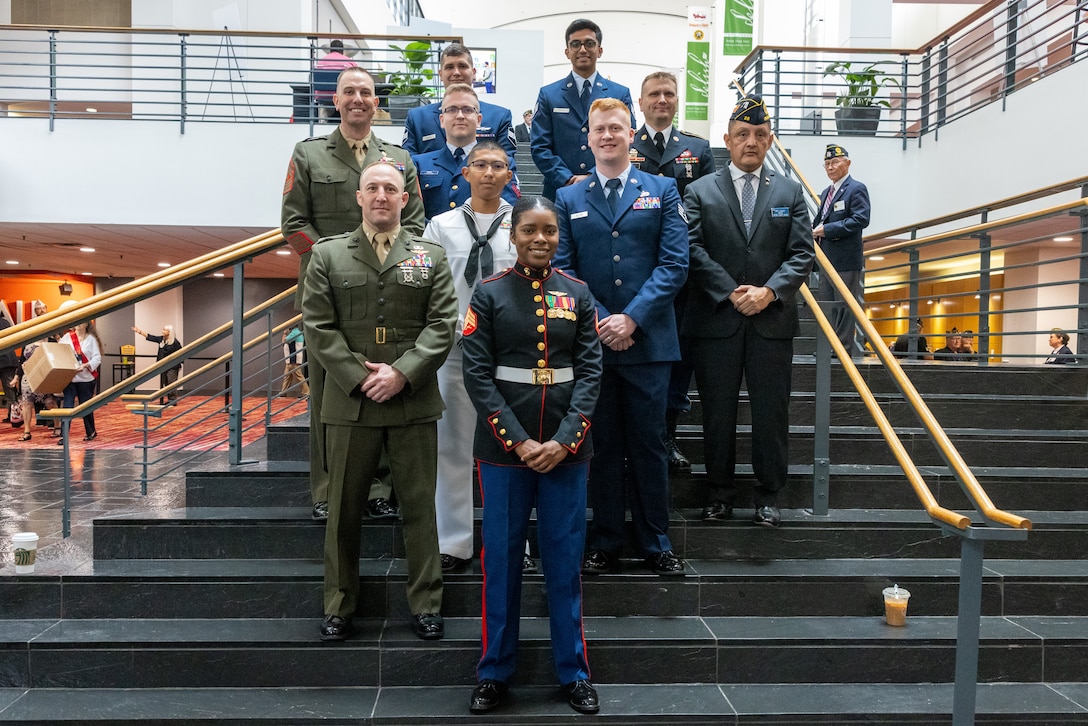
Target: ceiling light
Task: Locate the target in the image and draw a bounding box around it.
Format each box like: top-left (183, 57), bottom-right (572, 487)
top-left (974, 294), bottom-right (980, 299)
top-left (213, 273), bottom-right (225, 278)
top-left (926, 299), bottom-right (934, 305)
top-left (157, 262), bottom-right (170, 268)
top-left (5, 260), bottom-right (18, 265)
top-left (80, 272), bottom-right (92, 276)
top-left (1053, 236), bottom-right (1073, 242)
top-left (59, 282), bottom-right (73, 295)
top-left (86, 107), bottom-right (98, 113)
top-left (869, 255), bottom-right (884, 261)
top-left (79, 247), bottom-right (95, 252)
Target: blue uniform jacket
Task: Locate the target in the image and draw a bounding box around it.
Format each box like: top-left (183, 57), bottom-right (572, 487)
top-left (412, 146), bottom-right (521, 222)
top-left (402, 100), bottom-right (517, 169)
top-left (812, 175), bottom-right (871, 272)
top-left (461, 264), bottom-right (602, 465)
top-left (553, 170), bottom-right (687, 365)
top-left (530, 73), bottom-right (635, 199)
top-left (630, 125), bottom-right (716, 198)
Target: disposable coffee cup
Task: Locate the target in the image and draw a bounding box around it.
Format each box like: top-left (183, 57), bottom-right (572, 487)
top-left (13, 532), bottom-right (39, 574)
top-left (882, 585), bottom-right (910, 626)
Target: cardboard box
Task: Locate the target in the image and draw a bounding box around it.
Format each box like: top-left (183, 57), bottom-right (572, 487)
top-left (24, 342), bottom-right (81, 394)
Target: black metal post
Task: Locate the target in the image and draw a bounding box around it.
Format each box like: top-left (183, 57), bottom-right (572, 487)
top-left (180, 34), bottom-right (188, 134)
top-left (229, 263), bottom-right (249, 465)
top-left (60, 418), bottom-right (71, 537)
top-left (952, 535), bottom-right (985, 726)
top-left (920, 49), bottom-right (932, 138)
top-left (1003, 0), bottom-right (1020, 105)
top-left (900, 55), bottom-right (909, 149)
top-left (48, 30), bottom-right (57, 132)
top-left (977, 228), bottom-right (992, 367)
top-left (772, 51), bottom-right (781, 137)
top-left (937, 40), bottom-right (949, 132)
top-left (812, 307), bottom-right (831, 517)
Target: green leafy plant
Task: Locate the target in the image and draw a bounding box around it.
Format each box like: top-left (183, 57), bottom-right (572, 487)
top-left (823, 61), bottom-right (900, 108)
top-left (387, 41), bottom-right (436, 97)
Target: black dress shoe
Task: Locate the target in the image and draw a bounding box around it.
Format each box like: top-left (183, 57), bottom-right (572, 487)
top-left (469, 679), bottom-right (508, 713)
top-left (581, 549), bottom-right (617, 575)
top-left (319, 614), bottom-right (352, 641)
top-left (522, 555), bottom-right (537, 573)
top-left (412, 612), bottom-right (444, 640)
top-left (754, 505), bottom-right (781, 528)
top-left (311, 501), bottom-right (328, 520)
top-left (565, 679), bottom-right (599, 714)
top-left (367, 497), bottom-right (399, 519)
top-left (441, 554), bottom-right (470, 573)
top-left (666, 438), bottom-right (691, 470)
top-left (646, 550), bottom-right (686, 576)
top-left (83, 432), bottom-right (97, 442)
top-left (702, 500), bottom-right (732, 521)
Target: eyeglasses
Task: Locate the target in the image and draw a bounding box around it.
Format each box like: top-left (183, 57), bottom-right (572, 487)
top-left (442, 105), bottom-right (479, 116)
top-left (567, 39), bottom-right (599, 51)
top-left (467, 160), bottom-right (509, 172)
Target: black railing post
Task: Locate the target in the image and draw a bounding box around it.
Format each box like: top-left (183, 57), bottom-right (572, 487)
top-left (937, 39), bottom-right (949, 132)
top-left (976, 224), bottom-right (992, 367)
top-left (908, 247), bottom-right (921, 333)
top-left (180, 34), bottom-right (188, 134)
top-left (229, 262), bottom-right (248, 465)
top-left (952, 534), bottom-right (985, 726)
top-left (813, 302), bottom-right (831, 517)
top-left (1077, 192), bottom-right (1088, 359)
top-left (900, 54), bottom-right (909, 149)
top-left (266, 311), bottom-right (276, 426)
top-left (920, 48), bottom-right (932, 138)
top-left (1003, 0), bottom-right (1020, 105)
top-left (753, 49), bottom-right (764, 99)
top-left (48, 30), bottom-right (57, 132)
top-left (308, 37), bottom-right (319, 137)
top-left (772, 50), bottom-right (781, 137)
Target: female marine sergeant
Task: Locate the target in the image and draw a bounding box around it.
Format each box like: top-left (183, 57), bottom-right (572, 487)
top-left (460, 197), bottom-right (603, 715)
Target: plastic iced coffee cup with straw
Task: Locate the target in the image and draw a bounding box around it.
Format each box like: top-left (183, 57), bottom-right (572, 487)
top-left (882, 584), bottom-right (910, 626)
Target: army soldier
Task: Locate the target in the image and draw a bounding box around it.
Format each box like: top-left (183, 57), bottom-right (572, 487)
top-left (281, 66), bottom-right (424, 521)
top-left (302, 162), bottom-right (457, 643)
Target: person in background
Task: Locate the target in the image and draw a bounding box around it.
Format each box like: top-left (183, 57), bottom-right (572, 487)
top-left (9, 302), bottom-right (59, 441)
top-left (0, 316), bottom-right (18, 422)
top-left (313, 40), bottom-right (357, 120)
top-left (462, 196), bottom-right (603, 716)
top-left (959, 330), bottom-right (979, 361)
top-left (892, 318), bottom-right (932, 360)
top-left (132, 324), bottom-right (183, 403)
top-left (1045, 328), bottom-right (1077, 364)
top-left (514, 109), bottom-right (532, 143)
top-left (60, 316), bottom-right (102, 443)
top-left (280, 325), bottom-right (309, 397)
top-left (934, 328), bottom-right (963, 361)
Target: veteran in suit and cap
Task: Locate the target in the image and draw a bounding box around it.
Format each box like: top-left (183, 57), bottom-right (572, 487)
top-left (683, 95), bottom-right (814, 529)
top-left (302, 161), bottom-right (457, 643)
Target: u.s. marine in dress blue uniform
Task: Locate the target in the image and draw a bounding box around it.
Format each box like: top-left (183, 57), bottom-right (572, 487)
top-left (461, 261), bottom-right (602, 688)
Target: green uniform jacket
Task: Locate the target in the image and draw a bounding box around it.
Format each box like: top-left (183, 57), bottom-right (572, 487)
top-left (281, 127), bottom-right (426, 309)
top-left (301, 226), bottom-right (457, 427)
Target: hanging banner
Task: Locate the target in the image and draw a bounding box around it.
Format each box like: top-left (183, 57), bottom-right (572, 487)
top-left (686, 6), bottom-right (711, 122)
top-left (722, 0), bottom-right (754, 56)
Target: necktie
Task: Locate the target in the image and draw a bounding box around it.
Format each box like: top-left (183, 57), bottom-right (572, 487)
top-left (654, 131), bottom-right (666, 157)
top-left (606, 178), bottom-right (623, 217)
top-left (462, 205), bottom-right (510, 286)
top-left (372, 233), bottom-right (390, 264)
top-left (580, 79), bottom-right (591, 111)
top-left (821, 185), bottom-right (836, 219)
top-left (352, 142), bottom-right (366, 165)
top-left (741, 173), bottom-right (756, 235)
top-left (453, 147), bottom-right (465, 165)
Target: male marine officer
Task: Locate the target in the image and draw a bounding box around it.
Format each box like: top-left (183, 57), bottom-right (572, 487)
top-left (302, 162), bottom-right (457, 643)
top-left (531, 18), bottom-right (634, 200)
top-left (282, 66), bottom-right (425, 522)
top-left (412, 84), bottom-right (520, 222)
top-left (683, 96), bottom-right (814, 529)
top-left (631, 70), bottom-right (716, 471)
top-left (554, 98), bottom-right (688, 577)
top-left (812, 143), bottom-right (871, 356)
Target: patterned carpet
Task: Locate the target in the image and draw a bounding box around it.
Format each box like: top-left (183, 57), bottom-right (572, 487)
top-left (3, 394), bottom-right (308, 452)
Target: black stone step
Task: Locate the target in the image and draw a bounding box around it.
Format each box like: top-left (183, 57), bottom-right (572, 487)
top-left (2, 681), bottom-right (1084, 723)
top-left (185, 461), bottom-right (310, 508)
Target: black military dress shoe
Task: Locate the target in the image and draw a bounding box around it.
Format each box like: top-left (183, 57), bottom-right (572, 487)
top-left (441, 554), bottom-right (470, 572)
top-left (469, 679), bottom-right (508, 713)
top-left (754, 505), bottom-right (781, 528)
top-left (412, 612), bottom-right (445, 640)
top-left (367, 497), bottom-right (399, 519)
top-left (666, 438), bottom-right (691, 470)
top-left (311, 501), bottom-right (328, 520)
top-left (522, 555), bottom-right (537, 573)
top-left (319, 614), bottom-right (352, 641)
top-left (83, 431), bottom-right (97, 442)
top-left (581, 549), bottom-right (617, 575)
top-left (702, 500), bottom-right (732, 521)
top-left (646, 550), bottom-right (686, 576)
top-left (564, 679), bottom-right (599, 714)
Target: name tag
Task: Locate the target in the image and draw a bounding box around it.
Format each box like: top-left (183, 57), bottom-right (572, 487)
top-left (771, 207), bottom-right (789, 218)
top-left (570, 211), bottom-right (588, 219)
top-left (834, 200), bottom-right (845, 212)
top-left (422, 133), bottom-right (437, 141)
top-left (420, 169), bottom-right (440, 176)
top-left (554, 107), bottom-right (570, 114)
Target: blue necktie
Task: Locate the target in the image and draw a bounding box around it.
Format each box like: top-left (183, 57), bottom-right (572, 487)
top-left (741, 173), bottom-right (756, 234)
top-left (580, 79), bottom-right (591, 112)
top-left (606, 178), bottom-right (623, 217)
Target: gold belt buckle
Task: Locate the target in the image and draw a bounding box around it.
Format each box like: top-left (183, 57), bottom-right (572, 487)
top-left (531, 368), bottom-right (554, 385)
top-left (375, 327), bottom-right (387, 344)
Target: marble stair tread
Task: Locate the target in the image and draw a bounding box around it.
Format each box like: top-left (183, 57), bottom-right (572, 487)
top-left (674, 461), bottom-right (1088, 479)
top-left (1, 682), bottom-right (1086, 723)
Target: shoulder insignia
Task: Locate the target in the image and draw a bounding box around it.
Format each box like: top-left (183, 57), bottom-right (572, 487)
top-left (282, 159), bottom-right (296, 195)
top-left (462, 306), bottom-right (478, 336)
top-left (302, 135), bottom-right (328, 142)
top-left (677, 202), bottom-right (689, 224)
top-left (678, 129), bottom-right (707, 140)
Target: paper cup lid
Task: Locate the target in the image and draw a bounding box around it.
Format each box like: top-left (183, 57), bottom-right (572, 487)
top-left (13, 532), bottom-right (39, 542)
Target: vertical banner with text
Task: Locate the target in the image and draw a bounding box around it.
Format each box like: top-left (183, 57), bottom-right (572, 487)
top-left (686, 6), bottom-right (712, 124)
top-left (722, 0), bottom-right (754, 56)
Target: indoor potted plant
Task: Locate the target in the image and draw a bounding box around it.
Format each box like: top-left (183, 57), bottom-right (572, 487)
top-left (385, 40), bottom-right (437, 121)
top-left (823, 60), bottom-right (900, 136)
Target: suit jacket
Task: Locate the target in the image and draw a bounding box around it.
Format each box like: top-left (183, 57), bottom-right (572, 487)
top-left (530, 73), bottom-right (635, 199)
top-left (813, 174), bottom-right (870, 272)
top-left (514, 122), bottom-right (530, 143)
top-left (630, 126), bottom-right (715, 198)
top-left (412, 146), bottom-right (520, 222)
top-left (1046, 345), bottom-right (1077, 364)
top-left (402, 100), bottom-right (517, 168)
top-left (554, 170), bottom-right (687, 365)
top-left (301, 226), bottom-right (457, 427)
top-left (682, 167), bottom-right (814, 340)
top-left (281, 127), bottom-right (425, 309)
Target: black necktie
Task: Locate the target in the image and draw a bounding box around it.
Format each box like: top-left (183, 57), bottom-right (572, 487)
top-left (606, 178), bottom-right (623, 217)
top-left (462, 205), bottom-right (510, 286)
top-left (580, 79), bottom-right (591, 111)
top-left (453, 147), bottom-right (465, 164)
top-left (654, 131), bottom-right (666, 157)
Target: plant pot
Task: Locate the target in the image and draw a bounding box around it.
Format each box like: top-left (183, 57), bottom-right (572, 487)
top-left (385, 95), bottom-right (428, 123)
top-left (834, 106), bottom-right (882, 136)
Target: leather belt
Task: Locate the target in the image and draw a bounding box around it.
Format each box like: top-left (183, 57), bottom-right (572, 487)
top-left (494, 365), bottom-right (574, 385)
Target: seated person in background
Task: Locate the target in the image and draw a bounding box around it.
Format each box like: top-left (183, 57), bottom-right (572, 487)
top-left (891, 318), bottom-right (932, 360)
top-left (933, 328), bottom-right (963, 361)
top-left (958, 330), bottom-right (979, 361)
top-left (314, 40), bottom-right (357, 118)
top-left (1045, 328), bottom-right (1078, 364)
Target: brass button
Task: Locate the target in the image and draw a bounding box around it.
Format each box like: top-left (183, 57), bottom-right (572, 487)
top-left (505, 440), bottom-right (513, 446)
top-left (537, 324), bottom-right (545, 333)
top-left (534, 295), bottom-right (542, 302)
top-left (537, 342), bottom-right (545, 351)
top-left (491, 417), bottom-right (499, 424)
top-left (536, 309), bottom-right (544, 317)
top-left (532, 281), bottom-right (540, 289)
top-left (537, 359), bottom-right (546, 367)
top-left (499, 428), bottom-right (506, 435)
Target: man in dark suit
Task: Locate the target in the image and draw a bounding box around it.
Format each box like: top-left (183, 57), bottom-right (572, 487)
top-left (631, 70), bottom-right (716, 471)
top-left (281, 66), bottom-right (425, 522)
top-left (554, 98), bottom-right (688, 576)
top-left (302, 162), bottom-right (457, 643)
top-left (683, 96), bottom-right (814, 528)
top-left (402, 42), bottom-right (516, 170)
top-left (813, 144), bottom-right (871, 356)
top-left (531, 18), bottom-right (635, 200)
top-left (514, 109), bottom-right (532, 143)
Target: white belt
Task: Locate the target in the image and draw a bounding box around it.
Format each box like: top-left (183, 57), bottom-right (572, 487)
top-left (494, 365), bottom-right (574, 385)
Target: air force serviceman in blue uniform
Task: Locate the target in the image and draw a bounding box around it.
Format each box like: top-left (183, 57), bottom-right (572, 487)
top-left (553, 98), bottom-right (688, 577)
top-left (412, 84), bottom-right (520, 222)
top-left (530, 19), bottom-right (635, 200)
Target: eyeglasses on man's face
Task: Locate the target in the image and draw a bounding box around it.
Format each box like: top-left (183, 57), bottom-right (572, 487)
top-left (442, 105), bottom-right (479, 117)
top-left (567, 39), bottom-right (598, 51)
top-left (467, 160), bottom-right (509, 172)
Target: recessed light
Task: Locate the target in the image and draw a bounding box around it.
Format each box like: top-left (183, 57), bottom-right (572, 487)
top-left (79, 247), bottom-right (95, 252)
top-left (927, 300), bottom-right (934, 305)
top-left (275, 250), bottom-right (291, 256)
top-left (80, 272), bottom-right (92, 276)
top-left (5, 260), bottom-right (18, 265)
top-left (157, 262), bottom-right (170, 268)
top-left (869, 255), bottom-right (884, 261)
top-left (1054, 236), bottom-right (1073, 242)
top-left (86, 107), bottom-right (98, 113)
top-left (213, 273), bottom-right (225, 278)
top-left (975, 294), bottom-right (980, 299)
